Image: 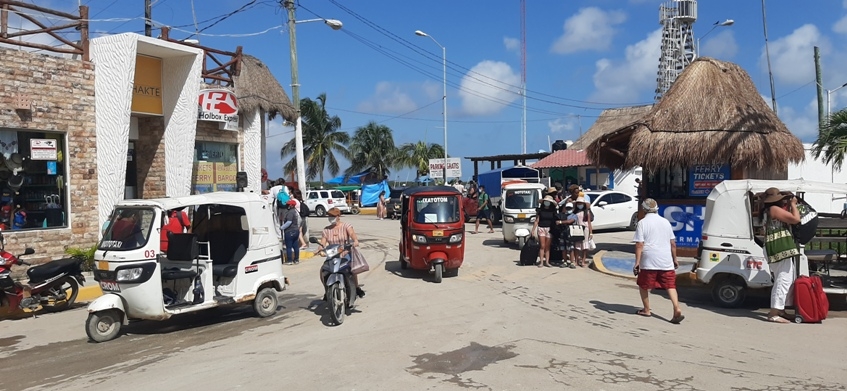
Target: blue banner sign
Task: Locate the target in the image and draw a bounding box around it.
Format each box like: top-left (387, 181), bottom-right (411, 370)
top-left (688, 165), bottom-right (730, 197)
top-left (658, 204), bottom-right (706, 248)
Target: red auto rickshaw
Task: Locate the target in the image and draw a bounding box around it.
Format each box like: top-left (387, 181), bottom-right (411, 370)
top-left (398, 186), bottom-right (465, 283)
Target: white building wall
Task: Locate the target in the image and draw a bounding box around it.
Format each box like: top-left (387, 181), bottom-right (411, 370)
top-left (162, 54), bottom-right (203, 197)
top-left (788, 143), bottom-right (847, 214)
top-left (242, 109), bottom-right (264, 193)
top-left (90, 34), bottom-right (137, 227)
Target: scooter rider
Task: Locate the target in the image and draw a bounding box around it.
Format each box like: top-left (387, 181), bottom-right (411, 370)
top-left (318, 207), bottom-right (365, 298)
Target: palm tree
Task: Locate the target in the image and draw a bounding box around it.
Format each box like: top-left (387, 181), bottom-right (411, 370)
top-left (280, 93), bottom-right (350, 185)
top-left (397, 141), bottom-right (445, 183)
top-left (812, 108), bottom-right (847, 171)
top-left (346, 121), bottom-right (398, 179)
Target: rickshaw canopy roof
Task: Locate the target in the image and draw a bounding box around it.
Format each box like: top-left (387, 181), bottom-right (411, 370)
top-left (502, 182), bottom-right (547, 190)
top-left (401, 186), bottom-right (461, 197)
top-left (114, 192), bottom-right (277, 250)
top-left (704, 179), bottom-right (847, 239)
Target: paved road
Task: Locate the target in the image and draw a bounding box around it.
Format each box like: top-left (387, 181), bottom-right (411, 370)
top-left (1, 216), bottom-right (845, 390)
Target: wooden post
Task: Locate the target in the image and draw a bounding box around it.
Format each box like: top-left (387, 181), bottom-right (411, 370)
top-left (490, 161), bottom-right (495, 170)
top-left (234, 46), bottom-right (243, 77)
top-left (160, 26), bottom-right (169, 40)
top-left (79, 6), bottom-right (89, 61)
top-left (473, 161), bottom-right (478, 181)
top-left (1, 3), bottom-right (8, 38)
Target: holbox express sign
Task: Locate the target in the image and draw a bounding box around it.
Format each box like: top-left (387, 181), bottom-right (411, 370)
top-left (198, 89), bottom-right (239, 130)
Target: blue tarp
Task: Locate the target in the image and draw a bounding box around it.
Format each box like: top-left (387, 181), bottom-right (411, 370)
top-left (326, 171), bottom-right (368, 185)
top-left (361, 180), bottom-right (390, 207)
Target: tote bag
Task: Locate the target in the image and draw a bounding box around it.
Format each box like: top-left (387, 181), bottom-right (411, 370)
top-left (568, 224), bottom-right (585, 242)
top-left (350, 247), bottom-right (370, 274)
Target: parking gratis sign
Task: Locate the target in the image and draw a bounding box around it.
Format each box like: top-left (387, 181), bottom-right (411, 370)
top-left (658, 204), bottom-right (706, 248)
top-left (428, 158), bottom-right (462, 179)
top-left (689, 165), bottom-right (730, 197)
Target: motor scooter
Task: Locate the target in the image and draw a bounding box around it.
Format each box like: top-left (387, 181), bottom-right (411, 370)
top-left (312, 237), bottom-right (357, 325)
top-left (0, 232), bottom-right (85, 314)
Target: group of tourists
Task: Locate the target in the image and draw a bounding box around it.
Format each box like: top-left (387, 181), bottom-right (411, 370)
top-left (530, 184), bottom-right (594, 268)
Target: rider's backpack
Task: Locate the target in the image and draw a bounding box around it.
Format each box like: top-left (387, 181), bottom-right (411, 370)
top-left (299, 201), bottom-right (310, 218)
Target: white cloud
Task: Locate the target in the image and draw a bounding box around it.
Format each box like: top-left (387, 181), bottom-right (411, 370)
top-left (357, 81), bottom-right (418, 114)
top-left (833, 15), bottom-right (847, 35)
top-left (458, 60), bottom-right (520, 116)
top-left (550, 7), bottom-right (626, 54)
top-left (699, 30), bottom-right (738, 59)
top-left (422, 80), bottom-right (441, 101)
top-left (548, 118), bottom-right (575, 133)
top-left (762, 24), bottom-right (830, 85)
top-left (589, 28), bottom-right (662, 104)
top-left (779, 98), bottom-right (821, 142)
top-left (503, 36), bottom-right (520, 55)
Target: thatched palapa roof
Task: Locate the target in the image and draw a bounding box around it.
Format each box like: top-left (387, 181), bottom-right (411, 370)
top-left (234, 54), bottom-right (296, 122)
top-left (570, 105), bottom-right (653, 150)
top-left (587, 57), bottom-right (804, 172)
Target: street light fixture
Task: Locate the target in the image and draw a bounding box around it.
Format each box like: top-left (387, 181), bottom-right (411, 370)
top-left (827, 82), bottom-right (847, 119)
top-left (285, 1), bottom-right (342, 194)
top-left (415, 29), bottom-right (448, 183)
top-left (696, 19), bottom-right (734, 58)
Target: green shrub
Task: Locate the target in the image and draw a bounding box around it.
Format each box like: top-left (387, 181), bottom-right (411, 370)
top-left (65, 244), bottom-right (97, 272)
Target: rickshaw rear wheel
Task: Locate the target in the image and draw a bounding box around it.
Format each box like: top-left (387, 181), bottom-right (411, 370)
top-left (518, 237), bottom-right (526, 249)
top-left (253, 287), bottom-right (278, 318)
top-left (433, 264), bottom-right (443, 283)
top-left (328, 283), bottom-right (345, 325)
top-left (86, 309), bottom-right (123, 343)
top-left (711, 275), bottom-right (747, 308)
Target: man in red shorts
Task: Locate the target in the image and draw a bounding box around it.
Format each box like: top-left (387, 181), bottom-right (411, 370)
top-left (633, 198), bottom-right (684, 324)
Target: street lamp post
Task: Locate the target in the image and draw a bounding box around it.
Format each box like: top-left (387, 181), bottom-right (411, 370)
top-left (415, 30), bottom-right (448, 183)
top-left (285, 1), bottom-right (342, 193)
top-left (696, 19), bottom-right (734, 58)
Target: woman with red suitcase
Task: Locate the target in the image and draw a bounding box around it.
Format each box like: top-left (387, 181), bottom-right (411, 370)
top-left (761, 187), bottom-right (801, 324)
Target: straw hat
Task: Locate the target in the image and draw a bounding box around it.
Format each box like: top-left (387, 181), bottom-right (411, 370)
top-left (543, 195), bottom-right (555, 203)
top-left (4, 153), bottom-right (22, 172)
top-left (545, 188), bottom-right (558, 195)
top-left (575, 196), bottom-right (587, 204)
top-left (762, 187), bottom-right (791, 204)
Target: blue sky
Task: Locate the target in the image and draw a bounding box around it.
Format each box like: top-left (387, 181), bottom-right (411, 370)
top-left (9, 1), bottom-right (847, 182)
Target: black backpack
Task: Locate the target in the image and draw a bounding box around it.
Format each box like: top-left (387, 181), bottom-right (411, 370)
top-left (299, 202), bottom-right (310, 218)
top-left (792, 200), bottom-right (818, 245)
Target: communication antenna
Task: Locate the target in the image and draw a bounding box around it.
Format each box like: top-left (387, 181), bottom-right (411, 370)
top-left (520, 0), bottom-right (527, 154)
top-left (655, 0), bottom-right (697, 101)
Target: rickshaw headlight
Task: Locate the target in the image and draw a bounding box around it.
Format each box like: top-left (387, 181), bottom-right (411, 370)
top-left (449, 233), bottom-right (463, 243)
top-left (412, 234), bottom-right (427, 244)
top-left (117, 267), bottom-right (143, 281)
top-left (503, 215), bottom-right (514, 223)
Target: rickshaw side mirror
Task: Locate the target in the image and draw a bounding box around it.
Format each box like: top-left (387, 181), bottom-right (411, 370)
top-left (309, 236), bottom-right (320, 244)
top-left (23, 247), bottom-right (35, 255)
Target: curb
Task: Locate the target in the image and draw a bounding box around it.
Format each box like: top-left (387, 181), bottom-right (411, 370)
top-left (77, 285), bottom-right (103, 303)
top-left (358, 207), bottom-right (377, 215)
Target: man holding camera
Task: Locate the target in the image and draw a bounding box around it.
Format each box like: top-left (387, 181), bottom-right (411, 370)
top-left (633, 198), bottom-right (684, 324)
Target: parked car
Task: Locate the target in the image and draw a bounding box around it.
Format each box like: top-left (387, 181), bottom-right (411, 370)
top-left (305, 189), bottom-right (350, 216)
top-left (584, 190), bottom-right (638, 230)
top-left (386, 188), bottom-right (406, 219)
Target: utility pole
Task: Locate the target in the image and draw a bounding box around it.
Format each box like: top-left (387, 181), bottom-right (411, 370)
top-left (815, 46), bottom-right (825, 131)
top-left (285, 1), bottom-right (307, 194)
top-left (144, 0), bottom-right (152, 37)
top-left (761, 0), bottom-right (777, 114)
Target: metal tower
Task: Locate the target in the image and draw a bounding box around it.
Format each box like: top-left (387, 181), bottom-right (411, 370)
top-left (655, 0), bottom-right (697, 101)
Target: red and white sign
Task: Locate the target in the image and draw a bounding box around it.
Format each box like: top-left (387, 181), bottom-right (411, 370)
top-left (30, 139), bottom-right (57, 160)
top-left (198, 89), bottom-right (239, 130)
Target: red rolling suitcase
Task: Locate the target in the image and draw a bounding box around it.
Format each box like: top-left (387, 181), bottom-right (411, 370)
top-left (793, 275), bottom-right (829, 323)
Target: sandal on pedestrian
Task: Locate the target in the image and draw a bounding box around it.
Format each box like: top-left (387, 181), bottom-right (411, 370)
top-left (568, 262), bottom-right (577, 269)
top-left (635, 309), bottom-right (651, 317)
top-left (767, 315), bottom-right (790, 324)
top-left (670, 314), bottom-right (685, 324)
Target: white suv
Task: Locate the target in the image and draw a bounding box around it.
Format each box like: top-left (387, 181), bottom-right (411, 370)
top-left (305, 189), bottom-right (351, 216)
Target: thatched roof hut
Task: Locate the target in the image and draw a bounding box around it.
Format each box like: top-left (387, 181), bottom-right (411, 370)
top-left (234, 54), bottom-right (296, 122)
top-left (570, 105), bottom-right (653, 150)
top-left (587, 57), bottom-right (804, 172)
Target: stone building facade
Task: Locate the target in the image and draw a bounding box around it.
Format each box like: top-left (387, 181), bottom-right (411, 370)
top-left (0, 47), bottom-right (99, 263)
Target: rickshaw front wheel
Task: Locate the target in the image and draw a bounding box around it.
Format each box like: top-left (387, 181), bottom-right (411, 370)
top-left (253, 287), bottom-right (278, 318)
top-left (399, 254), bottom-right (408, 270)
top-left (86, 309), bottom-right (123, 343)
top-left (433, 264), bottom-right (443, 283)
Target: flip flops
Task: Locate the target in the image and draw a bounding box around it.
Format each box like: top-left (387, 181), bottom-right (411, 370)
top-left (635, 309), bottom-right (651, 317)
top-left (670, 314), bottom-right (685, 324)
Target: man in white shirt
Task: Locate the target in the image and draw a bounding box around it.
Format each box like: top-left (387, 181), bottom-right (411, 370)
top-left (452, 180), bottom-right (465, 195)
top-left (633, 198), bottom-right (684, 324)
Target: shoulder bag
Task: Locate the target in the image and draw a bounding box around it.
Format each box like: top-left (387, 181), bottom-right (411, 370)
top-left (764, 213), bottom-right (799, 264)
top-left (350, 246), bottom-right (370, 274)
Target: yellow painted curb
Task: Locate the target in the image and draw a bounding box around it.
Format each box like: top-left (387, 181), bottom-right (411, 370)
top-left (77, 285), bottom-right (103, 303)
top-left (358, 207), bottom-right (377, 215)
top-left (300, 250), bottom-right (315, 260)
top-left (591, 250), bottom-right (636, 280)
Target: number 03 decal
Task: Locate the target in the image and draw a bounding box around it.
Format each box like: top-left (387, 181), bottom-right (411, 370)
top-left (144, 250), bottom-right (156, 258)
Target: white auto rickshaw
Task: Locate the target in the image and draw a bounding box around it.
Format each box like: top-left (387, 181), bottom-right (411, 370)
top-left (696, 179), bottom-right (847, 308)
top-left (501, 182), bottom-right (546, 249)
top-left (86, 192), bottom-right (288, 342)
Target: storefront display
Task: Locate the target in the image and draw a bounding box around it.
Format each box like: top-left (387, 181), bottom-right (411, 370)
top-left (192, 141), bottom-right (238, 194)
top-left (0, 129), bottom-right (67, 230)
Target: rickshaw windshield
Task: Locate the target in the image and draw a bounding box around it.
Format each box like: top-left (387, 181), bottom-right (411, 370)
top-left (414, 196), bottom-right (460, 224)
top-left (99, 208), bottom-right (156, 251)
top-left (504, 189), bottom-right (539, 210)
